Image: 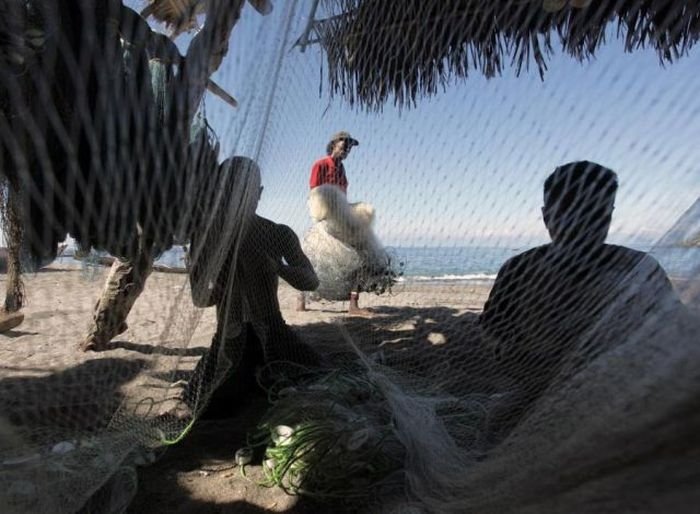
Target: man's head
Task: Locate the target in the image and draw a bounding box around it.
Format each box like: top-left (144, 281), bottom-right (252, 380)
top-left (326, 131), bottom-right (359, 160)
top-left (218, 156), bottom-right (263, 217)
top-left (542, 161), bottom-right (618, 247)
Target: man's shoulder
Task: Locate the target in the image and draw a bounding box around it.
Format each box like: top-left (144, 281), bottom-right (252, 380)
top-left (276, 223), bottom-right (298, 239)
top-left (515, 245), bottom-right (549, 259)
top-left (511, 244), bottom-right (649, 264)
top-left (600, 244), bottom-right (655, 268)
top-left (601, 244), bottom-right (670, 277)
top-left (602, 244), bottom-right (647, 258)
top-left (254, 215), bottom-right (277, 229)
top-left (501, 245), bottom-right (549, 270)
top-left (255, 216), bottom-right (297, 239)
top-left (312, 155), bottom-right (333, 167)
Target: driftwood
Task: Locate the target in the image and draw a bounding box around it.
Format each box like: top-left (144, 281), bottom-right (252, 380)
top-left (0, 184), bottom-right (25, 312)
top-left (0, 310), bottom-right (23, 332)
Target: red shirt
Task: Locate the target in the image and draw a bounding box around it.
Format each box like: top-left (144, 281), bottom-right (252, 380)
top-left (309, 155), bottom-right (348, 193)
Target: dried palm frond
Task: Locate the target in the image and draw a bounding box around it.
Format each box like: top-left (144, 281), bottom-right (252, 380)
top-left (137, 2), bottom-right (238, 107)
top-left (140, 0), bottom-right (272, 36)
top-left (140, 0), bottom-right (208, 37)
top-left (247, 0), bottom-right (274, 16)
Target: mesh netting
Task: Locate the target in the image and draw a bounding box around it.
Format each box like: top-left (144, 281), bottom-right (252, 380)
top-left (1, 1), bottom-right (699, 513)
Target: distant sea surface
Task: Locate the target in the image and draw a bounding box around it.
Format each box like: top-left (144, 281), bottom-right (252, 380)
top-left (392, 245), bottom-right (698, 282)
top-left (56, 245), bottom-right (513, 282)
top-left (56, 244), bottom-right (698, 283)
top-left (389, 246), bottom-right (513, 282)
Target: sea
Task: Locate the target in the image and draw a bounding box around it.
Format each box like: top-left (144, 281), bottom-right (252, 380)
top-left (56, 244), bottom-right (699, 283)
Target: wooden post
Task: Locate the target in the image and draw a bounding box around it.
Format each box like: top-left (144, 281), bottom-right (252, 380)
top-left (3, 184), bottom-right (24, 313)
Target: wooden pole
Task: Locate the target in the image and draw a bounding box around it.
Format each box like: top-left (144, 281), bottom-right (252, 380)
top-left (2, 184), bottom-right (25, 313)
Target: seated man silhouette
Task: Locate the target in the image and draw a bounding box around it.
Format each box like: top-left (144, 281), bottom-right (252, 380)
top-left (170, 157), bottom-right (321, 418)
top-left (479, 161), bottom-right (679, 415)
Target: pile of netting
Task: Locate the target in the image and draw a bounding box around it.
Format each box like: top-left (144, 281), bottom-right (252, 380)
top-left (247, 252), bottom-right (700, 512)
top-left (1, 1), bottom-right (699, 513)
top-left (303, 184), bottom-right (402, 300)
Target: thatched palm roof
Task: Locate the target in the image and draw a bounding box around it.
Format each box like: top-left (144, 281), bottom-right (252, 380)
top-left (308, 0), bottom-right (700, 109)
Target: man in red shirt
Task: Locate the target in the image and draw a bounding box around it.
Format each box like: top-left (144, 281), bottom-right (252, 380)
top-left (308, 133), bottom-right (353, 193)
top-left (298, 131), bottom-right (371, 316)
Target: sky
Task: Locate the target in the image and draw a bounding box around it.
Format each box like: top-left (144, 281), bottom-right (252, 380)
top-left (130, 0), bottom-right (700, 249)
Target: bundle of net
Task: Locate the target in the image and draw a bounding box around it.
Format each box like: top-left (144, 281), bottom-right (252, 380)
top-left (241, 174), bottom-right (700, 513)
top-left (0, 1), bottom-right (252, 512)
top-left (303, 184), bottom-right (404, 301)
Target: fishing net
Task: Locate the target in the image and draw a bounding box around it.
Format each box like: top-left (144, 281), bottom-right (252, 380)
top-left (303, 184), bottom-right (399, 300)
top-left (1, 1), bottom-right (699, 513)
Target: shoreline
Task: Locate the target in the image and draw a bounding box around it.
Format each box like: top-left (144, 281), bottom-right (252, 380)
top-left (54, 256), bottom-right (498, 285)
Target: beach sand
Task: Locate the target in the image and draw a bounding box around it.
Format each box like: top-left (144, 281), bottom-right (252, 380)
top-left (0, 264), bottom-right (492, 513)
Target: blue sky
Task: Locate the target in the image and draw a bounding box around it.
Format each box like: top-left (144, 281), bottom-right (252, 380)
top-left (132, 1), bottom-right (700, 249)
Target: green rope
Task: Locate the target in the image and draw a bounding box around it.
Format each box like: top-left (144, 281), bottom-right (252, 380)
top-left (159, 416), bottom-right (198, 446)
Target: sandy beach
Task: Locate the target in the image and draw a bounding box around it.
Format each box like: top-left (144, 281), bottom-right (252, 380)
top-left (2, 260), bottom-right (698, 514)
top-left (0, 264), bottom-right (492, 513)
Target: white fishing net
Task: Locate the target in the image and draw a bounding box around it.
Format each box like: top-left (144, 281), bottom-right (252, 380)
top-left (1, 1), bottom-right (699, 513)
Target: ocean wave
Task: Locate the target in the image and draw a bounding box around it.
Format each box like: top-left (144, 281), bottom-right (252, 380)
top-left (399, 273), bottom-right (497, 282)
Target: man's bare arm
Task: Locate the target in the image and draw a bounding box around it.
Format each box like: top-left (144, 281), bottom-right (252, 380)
top-left (276, 226), bottom-right (319, 291)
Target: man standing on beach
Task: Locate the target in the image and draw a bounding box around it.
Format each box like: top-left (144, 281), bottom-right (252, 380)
top-left (297, 131), bottom-right (371, 316)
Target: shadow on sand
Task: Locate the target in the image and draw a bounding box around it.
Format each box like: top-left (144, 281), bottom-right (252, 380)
top-left (127, 305), bottom-right (496, 513)
top-left (0, 357), bottom-right (147, 434)
top-left (103, 340), bottom-right (208, 357)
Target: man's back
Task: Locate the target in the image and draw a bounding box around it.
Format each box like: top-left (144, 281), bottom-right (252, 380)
top-left (480, 243), bottom-right (677, 382)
